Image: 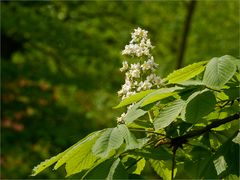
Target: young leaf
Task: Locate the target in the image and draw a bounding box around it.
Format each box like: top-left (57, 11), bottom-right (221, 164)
top-left (154, 99), bottom-right (185, 130)
top-left (140, 86), bottom-right (183, 107)
top-left (203, 56), bottom-right (237, 89)
top-left (92, 127), bottom-right (124, 158)
top-left (114, 89), bottom-right (155, 108)
top-left (164, 61), bottom-right (207, 84)
top-left (181, 90), bottom-right (216, 124)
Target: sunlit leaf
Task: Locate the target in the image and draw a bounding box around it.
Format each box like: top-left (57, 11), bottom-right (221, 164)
top-left (154, 99), bottom-right (185, 130)
top-left (114, 89), bottom-right (155, 108)
top-left (92, 128), bottom-right (124, 158)
top-left (203, 56), bottom-right (237, 89)
top-left (164, 61), bottom-right (207, 84)
top-left (140, 86), bottom-right (183, 107)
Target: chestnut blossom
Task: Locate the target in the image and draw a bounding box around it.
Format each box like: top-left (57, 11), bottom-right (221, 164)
top-left (117, 27), bottom-right (162, 124)
top-left (120, 61), bottom-right (129, 72)
top-left (122, 27), bottom-right (153, 57)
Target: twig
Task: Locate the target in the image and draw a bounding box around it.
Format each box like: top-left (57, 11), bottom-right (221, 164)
top-left (129, 128), bottom-right (165, 136)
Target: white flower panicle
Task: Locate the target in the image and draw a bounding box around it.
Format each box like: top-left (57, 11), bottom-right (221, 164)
top-left (117, 27), bottom-right (162, 124)
top-left (122, 27), bottom-right (153, 57)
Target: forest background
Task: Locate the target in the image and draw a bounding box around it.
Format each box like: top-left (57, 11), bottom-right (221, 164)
top-left (1, 0), bottom-right (239, 179)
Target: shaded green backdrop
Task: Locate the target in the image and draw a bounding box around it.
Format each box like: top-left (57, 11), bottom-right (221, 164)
top-left (1, 1), bottom-right (239, 178)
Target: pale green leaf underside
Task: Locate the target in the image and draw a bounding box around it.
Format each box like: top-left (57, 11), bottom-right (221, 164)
top-left (203, 56), bottom-right (237, 89)
top-left (232, 132), bottom-right (240, 144)
top-left (92, 128), bottom-right (124, 158)
top-left (118, 124), bottom-right (142, 150)
top-left (140, 86), bottom-right (183, 107)
top-left (124, 100), bottom-right (147, 124)
top-left (154, 99), bottom-right (185, 130)
top-left (114, 89), bottom-right (155, 108)
top-left (213, 156), bottom-right (228, 175)
top-left (165, 61), bottom-right (208, 84)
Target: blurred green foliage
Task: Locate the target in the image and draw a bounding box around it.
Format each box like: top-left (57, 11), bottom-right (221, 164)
top-left (1, 1), bottom-right (239, 179)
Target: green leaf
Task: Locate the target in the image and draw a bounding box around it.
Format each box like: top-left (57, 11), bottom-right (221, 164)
top-left (213, 132), bottom-right (240, 177)
top-left (31, 151), bottom-right (66, 176)
top-left (213, 156), bottom-right (228, 175)
top-left (84, 158), bottom-right (128, 179)
top-left (164, 61), bottom-right (207, 84)
top-left (140, 86), bottom-right (183, 107)
top-left (181, 90), bottom-right (216, 124)
top-left (132, 158), bottom-right (146, 175)
top-left (130, 147), bottom-right (172, 161)
top-left (114, 89), bottom-right (155, 108)
top-left (203, 56), bottom-right (237, 89)
top-left (123, 100), bottom-right (147, 124)
top-left (118, 124), bottom-right (143, 150)
top-left (150, 159), bottom-right (175, 180)
top-left (232, 132), bottom-right (240, 144)
top-left (107, 158), bottom-right (128, 180)
top-left (32, 130), bottom-right (102, 176)
top-left (183, 147), bottom-right (218, 179)
top-left (92, 127), bottom-right (124, 158)
top-left (57, 131), bottom-right (102, 177)
top-left (154, 99), bottom-right (185, 130)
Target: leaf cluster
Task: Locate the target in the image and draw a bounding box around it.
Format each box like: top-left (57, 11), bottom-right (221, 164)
top-left (32, 55), bottom-right (240, 179)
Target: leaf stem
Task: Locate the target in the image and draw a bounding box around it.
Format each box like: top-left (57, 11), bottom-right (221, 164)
top-left (129, 128), bottom-right (165, 136)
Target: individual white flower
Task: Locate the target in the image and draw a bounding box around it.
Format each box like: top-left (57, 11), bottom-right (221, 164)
top-left (127, 103), bottom-right (135, 110)
top-left (120, 61), bottom-right (129, 72)
top-left (139, 80), bottom-right (152, 91)
top-left (129, 69), bottom-right (141, 78)
top-left (126, 91), bottom-right (136, 98)
top-left (117, 113), bottom-right (126, 124)
top-left (141, 56), bottom-right (158, 71)
top-left (122, 80), bottom-right (132, 93)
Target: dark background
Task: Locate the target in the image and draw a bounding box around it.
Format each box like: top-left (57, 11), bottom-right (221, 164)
top-left (1, 1), bottom-right (239, 178)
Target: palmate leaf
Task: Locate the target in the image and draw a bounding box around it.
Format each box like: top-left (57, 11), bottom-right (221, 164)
top-left (181, 90), bottom-right (216, 124)
top-left (203, 55), bottom-right (237, 89)
top-left (154, 99), bottom-right (185, 130)
top-left (114, 89), bottom-right (155, 108)
top-left (31, 130), bottom-right (102, 177)
top-left (164, 61), bottom-right (208, 84)
top-left (92, 127), bottom-right (124, 158)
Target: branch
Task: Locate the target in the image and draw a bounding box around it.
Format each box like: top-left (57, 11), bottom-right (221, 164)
top-left (171, 113), bottom-right (239, 145)
top-left (176, 0), bottom-right (197, 69)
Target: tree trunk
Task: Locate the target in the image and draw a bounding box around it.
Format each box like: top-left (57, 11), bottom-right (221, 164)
top-left (176, 0), bottom-right (197, 69)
